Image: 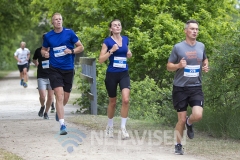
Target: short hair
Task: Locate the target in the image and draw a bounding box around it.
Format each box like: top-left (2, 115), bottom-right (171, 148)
top-left (185, 20), bottom-right (199, 29)
top-left (51, 13), bottom-right (62, 23)
top-left (20, 41), bottom-right (26, 45)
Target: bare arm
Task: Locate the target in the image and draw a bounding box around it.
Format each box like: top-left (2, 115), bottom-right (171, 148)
top-left (14, 56), bottom-right (21, 62)
top-left (127, 49), bottom-right (132, 58)
top-left (32, 59), bottom-right (38, 66)
top-left (41, 47), bottom-right (49, 58)
top-left (73, 40), bottom-right (84, 54)
top-left (167, 62), bottom-right (180, 71)
top-left (63, 40), bottom-right (84, 55)
top-left (202, 58), bottom-right (209, 72)
top-left (99, 43), bottom-right (119, 64)
top-left (27, 52), bottom-right (30, 61)
top-left (167, 57), bottom-right (186, 71)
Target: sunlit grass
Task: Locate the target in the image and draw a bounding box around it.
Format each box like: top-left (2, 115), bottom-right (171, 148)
top-left (67, 114), bottom-right (240, 160)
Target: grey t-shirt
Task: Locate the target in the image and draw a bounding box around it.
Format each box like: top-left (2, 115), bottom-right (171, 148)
top-left (168, 41), bottom-right (207, 87)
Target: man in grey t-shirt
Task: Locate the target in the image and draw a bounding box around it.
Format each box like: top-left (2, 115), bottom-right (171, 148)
top-left (167, 20), bottom-right (209, 155)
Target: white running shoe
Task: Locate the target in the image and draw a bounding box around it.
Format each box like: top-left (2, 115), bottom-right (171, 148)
top-left (105, 126), bottom-right (114, 138)
top-left (121, 128), bottom-right (130, 140)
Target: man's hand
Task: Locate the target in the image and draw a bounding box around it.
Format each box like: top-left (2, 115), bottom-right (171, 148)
top-left (178, 57), bottom-right (187, 68)
top-left (202, 63), bottom-right (209, 72)
top-left (44, 51), bottom-right (50, 58)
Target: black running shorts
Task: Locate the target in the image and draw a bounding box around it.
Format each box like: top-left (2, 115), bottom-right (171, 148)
top-left (105, 71), bottom-right (130, 98)
top-left (172, 85), bottom-right (204, 112)
top-left (48, 67), bottom-right (74, 93)
top-left (17, 63), bottom-right (28, 72)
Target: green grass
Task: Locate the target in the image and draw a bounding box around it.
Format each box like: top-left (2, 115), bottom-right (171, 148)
top-left (0, 149), bottom-right (23, 160)
top-left (67, 114), bottom-right (240, 160)
top-left (0, 70), bottom-right (12, 79)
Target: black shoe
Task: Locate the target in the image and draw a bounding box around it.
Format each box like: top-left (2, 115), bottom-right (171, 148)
top-left (50, 102), bottom-right (55, 113)
top-left (186, 116), bottom-right (194, 139)
top-left (38, 106), bottom-right (45, 117)
top-left (43, 113), bottom-right (49, 119)
top-left (175, 144), bottom-right (184, 155)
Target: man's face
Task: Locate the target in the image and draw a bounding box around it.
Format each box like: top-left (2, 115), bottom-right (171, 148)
top-left (185, 23), bottom-right (199, 40)
top-left (52, 14), bottom-right (63, 29)
top-left (20, 43), bottom-right (25, 49)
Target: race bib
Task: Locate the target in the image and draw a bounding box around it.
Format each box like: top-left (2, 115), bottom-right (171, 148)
top-left (184, 65), bottom-right (200, 77)
top-left (42, 60), bottom-right (49, 69)
top-left (113, 57), bottom-right (127, 68)
top-left (53, 46), bottom-right (67, 57)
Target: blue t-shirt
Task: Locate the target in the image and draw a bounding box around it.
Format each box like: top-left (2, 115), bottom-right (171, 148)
top-left (103, 36), bottom-right (129, 72)
top-left (43, 28), bottom-right (79, 70)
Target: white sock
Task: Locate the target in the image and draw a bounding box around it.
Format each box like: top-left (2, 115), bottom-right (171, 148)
top-left (121, 117), bottom-right (127, 129)
top-left (59, 119), bottom-right (65, 126)
top-left (108, 118), bottom-right (113, 127)
top-left (187, 117), bottom-right (192, 126)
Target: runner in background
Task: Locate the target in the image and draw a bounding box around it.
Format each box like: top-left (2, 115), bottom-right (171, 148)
top-left (33, 34), bottom-right (54, 119)
top-left (14, 41), bottom-right (30, 88)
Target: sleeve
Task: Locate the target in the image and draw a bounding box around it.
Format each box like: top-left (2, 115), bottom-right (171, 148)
top-left (42, 35), bottom-right (49, 48)
top-left (14, 49), bottom-right (18, 56)
top-left (71, 30), bottom-right (79, 44)
top-left (103, 38), bottom-right (110, 50)
top-left (32, 48), bottom-right (39, 60)
top-left (168, 45), bottom-right (178, 63)
top-left (126, 36), bottom-right (129, 46)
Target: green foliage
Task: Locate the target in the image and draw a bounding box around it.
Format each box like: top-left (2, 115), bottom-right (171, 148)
top-left (129, 76), bottom-right (175, 124)
top-left (197, 29), bottom-right (240, 138)
top-left (0, 0), bottom-right (34, 70)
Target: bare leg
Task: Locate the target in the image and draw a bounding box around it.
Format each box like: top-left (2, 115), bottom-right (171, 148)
top-left (175, 111), bottom-right (187, 144)
top-left (23, 68), bottom-right (28, 82)
top-left (120, 88), bottom-right (130, 118)
top-left (45, 90), bottom-right (54, 113)
top-left (107, 97), bottom-right (117, 119)
top-left (54, 87), bottom-right (64, 119)
top-left (38, 89), bottom-right (46, 106)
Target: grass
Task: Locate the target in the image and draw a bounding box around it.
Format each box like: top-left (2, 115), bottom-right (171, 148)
top-left (0, 70), bottom-right (12, 79)
top-left (0, 150), bottom-right (23, 160)
top-left (67, 114), bottom-right (240, 160)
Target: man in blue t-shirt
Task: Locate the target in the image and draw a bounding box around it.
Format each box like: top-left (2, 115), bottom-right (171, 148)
top-left (41, 13), bottom-right (84, 135)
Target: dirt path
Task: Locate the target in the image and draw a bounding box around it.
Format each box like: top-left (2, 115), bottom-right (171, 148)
top-left (0, 70), bottom-right (206, 160)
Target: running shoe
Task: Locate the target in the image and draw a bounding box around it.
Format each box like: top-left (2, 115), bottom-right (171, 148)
top-left (23, 82), bottom-right (28, 88)
top-left (20, 79), bottom-right (23, 86)
top-left (186, 116), bottom-right (194, 139)
top-left (38, 106), bottom-right (45, 117)
top-left (43, 113), bottom-right (49, 119)
top-left (50, 102), bottom-right (55, 113)
top-left (60, 124), bottom-right (67, 135)
top-left (121, 127), bottom-right (130, 140)
top-left (175, 144), bottom-right (184, 155)
top-left (105, 126), bottom-right (114, 138)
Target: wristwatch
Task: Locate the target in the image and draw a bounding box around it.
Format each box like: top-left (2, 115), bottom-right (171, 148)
top-left (71, 49), bottom-right (74, 54)
top-left (108, 50), bottom-right (112, 55)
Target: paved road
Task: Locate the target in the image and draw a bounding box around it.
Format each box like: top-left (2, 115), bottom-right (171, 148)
top-left (0, 70), bottom-right (205, 160)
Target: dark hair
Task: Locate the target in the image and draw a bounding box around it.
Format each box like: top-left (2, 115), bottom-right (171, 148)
top-left (109, 19), bottom-right (121, 36)
top-left (185, 20), bottom-right (199, 29)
